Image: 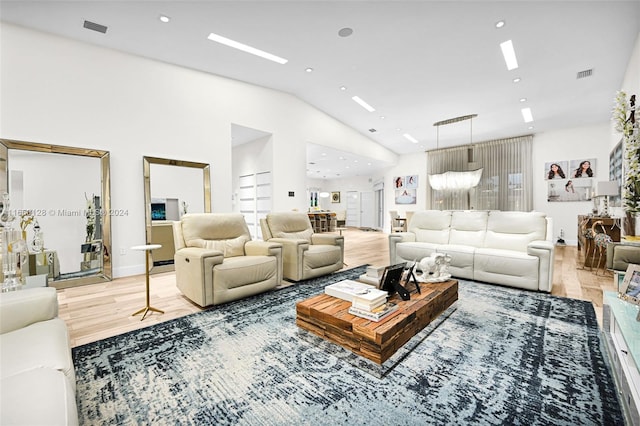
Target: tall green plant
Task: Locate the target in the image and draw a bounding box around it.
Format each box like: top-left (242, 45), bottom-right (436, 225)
top-left (613, 91), bottom-right (639, 214)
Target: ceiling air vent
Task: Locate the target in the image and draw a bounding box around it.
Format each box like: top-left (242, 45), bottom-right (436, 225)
top-left (83, 20), bottom-right (108, 34)
top-left (576, 69), bottom-right (593, 79)
top-left (368, 128), bottom-right (377, 133)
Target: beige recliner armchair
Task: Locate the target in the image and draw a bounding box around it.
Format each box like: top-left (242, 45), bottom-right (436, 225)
top-left (173, 213), bottom-right (283, 307)
top-left (260, 212), bottom-right (344, 282)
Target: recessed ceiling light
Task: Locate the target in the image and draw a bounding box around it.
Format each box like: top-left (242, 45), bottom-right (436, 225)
top-left (403, 133), bottom-right (419, 144)
top-left (351, 95), bottom-right (376, 112)
top-left (305, 67), bottom-right (313, 73)
top-left (340, 86), bottom-right (347, 91)
top-left (521, 107), bottom-right (534, 123)
top-left (520, 98), bottom-right (527, 102)
top-left (495, 20), bottom-right (505, 28)
top-left (500, 40), bottom-right (519, 70)
top-left (338, 27), bottom-right (354, 37)
top-left (380, 115), bottom-right (385, 119)
top-left (159, 15), bottom-right (170, 23)
top-left (513, 77), bottom-right (521, 83)
top-left (528, 126), bottom-right (535, 130)
top-left (83, 20), bottom-right (108, 34)
top-left (207, 32), bottom-right (288, 64)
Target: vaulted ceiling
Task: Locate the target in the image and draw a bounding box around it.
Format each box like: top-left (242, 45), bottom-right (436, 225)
top-left (1, 1), bottom-right (639, 179)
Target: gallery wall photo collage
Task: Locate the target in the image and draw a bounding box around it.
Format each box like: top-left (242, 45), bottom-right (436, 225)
top-left (394, 175), bottom-right (418, 205)
top-left (545, 158), bottom-right (596, 202)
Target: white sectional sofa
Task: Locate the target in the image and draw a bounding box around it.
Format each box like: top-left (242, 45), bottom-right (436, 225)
top-left (0, 287), bottom-right (78, 425)
top-left (389, 210), bottom-right (554, 292)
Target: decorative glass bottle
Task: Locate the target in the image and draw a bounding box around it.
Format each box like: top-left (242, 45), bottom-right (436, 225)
top-left (1, 193), bottom-right (25, 292)
top-left (31, 220), bottom-right (44, 253)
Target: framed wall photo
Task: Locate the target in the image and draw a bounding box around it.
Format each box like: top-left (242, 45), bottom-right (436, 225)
top-left (405, 175), bottom-right (418, 189)
top-left (395, 188), bottom-right (416, 204)
top-left (394, 176), bottom-right (405, 189)
top-left (331, 191), bottom-right (340, 203)
top-left (620, 263), bottom-right (640, 306)
top-left (544, 161), bottom-right (569, 180)
top-left (569, 158), bottom-right (596, 179)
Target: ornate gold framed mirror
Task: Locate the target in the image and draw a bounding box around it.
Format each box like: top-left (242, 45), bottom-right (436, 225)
top-left (143, 156), bottom-right (211, 274)
top-left (0, 138), bottom-right (112, 288)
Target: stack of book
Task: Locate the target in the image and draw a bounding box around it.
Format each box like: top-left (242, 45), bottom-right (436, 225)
top-left (358, 265), bottom-right (385, 286)
top-left (348, 289), bottom-right (398, 322)
top-left (324, 279), bottom-right (377, 302)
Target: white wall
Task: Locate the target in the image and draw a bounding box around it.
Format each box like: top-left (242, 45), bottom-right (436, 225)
top-left (0, 23), bottom-right (397, 277)
top-left (532, 124), bottom-right (614, 244)
top-left (384, 153), bottom-right (428, 221)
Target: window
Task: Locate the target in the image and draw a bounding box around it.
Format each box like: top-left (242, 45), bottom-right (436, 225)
top-left (427, 135), bottom-right (533, 211)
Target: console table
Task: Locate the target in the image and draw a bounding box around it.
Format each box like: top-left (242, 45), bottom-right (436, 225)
top-left (602, 291), bottom-right (639, 425)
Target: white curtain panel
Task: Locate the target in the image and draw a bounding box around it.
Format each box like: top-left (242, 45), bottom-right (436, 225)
top-left (426, 135), bottom-right (533, 211)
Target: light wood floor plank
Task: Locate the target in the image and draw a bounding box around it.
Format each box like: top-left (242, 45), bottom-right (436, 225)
top-left (56, 228), bottom-right (614, 348)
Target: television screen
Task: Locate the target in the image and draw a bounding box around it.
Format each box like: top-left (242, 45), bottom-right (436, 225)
top-left (151, 203), bottom-right (166, 220)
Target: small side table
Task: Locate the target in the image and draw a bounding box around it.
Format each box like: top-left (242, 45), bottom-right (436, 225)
top-left (131, 244), bottom-right (164, 321)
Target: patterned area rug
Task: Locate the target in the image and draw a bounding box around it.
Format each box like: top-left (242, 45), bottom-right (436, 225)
top-left (72, 266), bottom-right (623, 425)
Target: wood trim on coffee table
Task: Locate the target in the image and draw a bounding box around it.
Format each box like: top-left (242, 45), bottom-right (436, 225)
top-left (296, 280), bottom-right (458, 364)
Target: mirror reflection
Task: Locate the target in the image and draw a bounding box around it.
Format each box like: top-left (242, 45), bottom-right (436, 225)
top-left (143, 156), bottom-right (211, 274)
top-left (0, 139), bottom-right (112, 288)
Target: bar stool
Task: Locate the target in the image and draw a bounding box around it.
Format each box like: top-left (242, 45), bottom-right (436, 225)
top-left (318, 214), bottom-right (328, 232)
top-left (329, 212), bottom-right (337, 232)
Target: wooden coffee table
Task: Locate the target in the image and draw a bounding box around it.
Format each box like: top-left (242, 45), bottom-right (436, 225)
top-left (296, 279), bottom-right (458, 365)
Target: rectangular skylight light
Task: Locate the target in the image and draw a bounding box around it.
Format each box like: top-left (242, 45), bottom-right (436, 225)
top-left (351, 96), bottom-right (376, 112)
top-left (207, 32), bottom-right (288, 64)
top-left (521, 107), bottom-right (534, 123)
top-left (403, 133), bottom-right (419, 143)
top-left (500, 40), bottom-right (519, 70)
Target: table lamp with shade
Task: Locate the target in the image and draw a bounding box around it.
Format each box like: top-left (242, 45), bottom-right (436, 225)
top-left (595, 181), bottom-right (619, 217)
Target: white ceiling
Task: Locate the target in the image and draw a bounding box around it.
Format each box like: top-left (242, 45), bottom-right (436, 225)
top-left (1, 1), bottom-right (639, 179)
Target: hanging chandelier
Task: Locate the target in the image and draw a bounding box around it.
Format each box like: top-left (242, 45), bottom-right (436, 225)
top-left (428, 114), bottom-right (483, 191)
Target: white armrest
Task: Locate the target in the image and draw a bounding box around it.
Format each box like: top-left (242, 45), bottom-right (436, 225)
top-left (389, 232), bottom-right (416, 264)
top-left (0, 287), bottom-right (59, 334)
top-left (527, 240), bottom-right (555, 292)
top-left (310, 234), bottom-right (344, 246)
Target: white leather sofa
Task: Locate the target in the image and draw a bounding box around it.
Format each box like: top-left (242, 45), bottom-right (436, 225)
top-left (0, 287), bottom-right (78, 425)
top-left (389, 210), bottom-right (554, 292)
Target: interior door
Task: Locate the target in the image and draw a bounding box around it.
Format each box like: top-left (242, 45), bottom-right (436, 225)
top-left (346, 191), bottom-right (359, 227)
top-left (360, 191), bottom-right (375, 229)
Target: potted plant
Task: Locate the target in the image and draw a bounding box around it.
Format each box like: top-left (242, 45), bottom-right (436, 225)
top-left (614, 91), bottom-right (639, 238)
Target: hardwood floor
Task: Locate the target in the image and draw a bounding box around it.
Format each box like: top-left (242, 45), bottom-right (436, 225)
top-left (57, 228), bottom-right (616, 348)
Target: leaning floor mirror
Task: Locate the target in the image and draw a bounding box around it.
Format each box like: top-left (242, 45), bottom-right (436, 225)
top-left (143, 156), bottom-right (211, 274)
top-left (0, 138), bottom-right (112, 289)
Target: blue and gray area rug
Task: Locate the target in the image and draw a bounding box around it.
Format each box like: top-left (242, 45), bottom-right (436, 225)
top-left (72, 266), bottom-right (623, 425)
